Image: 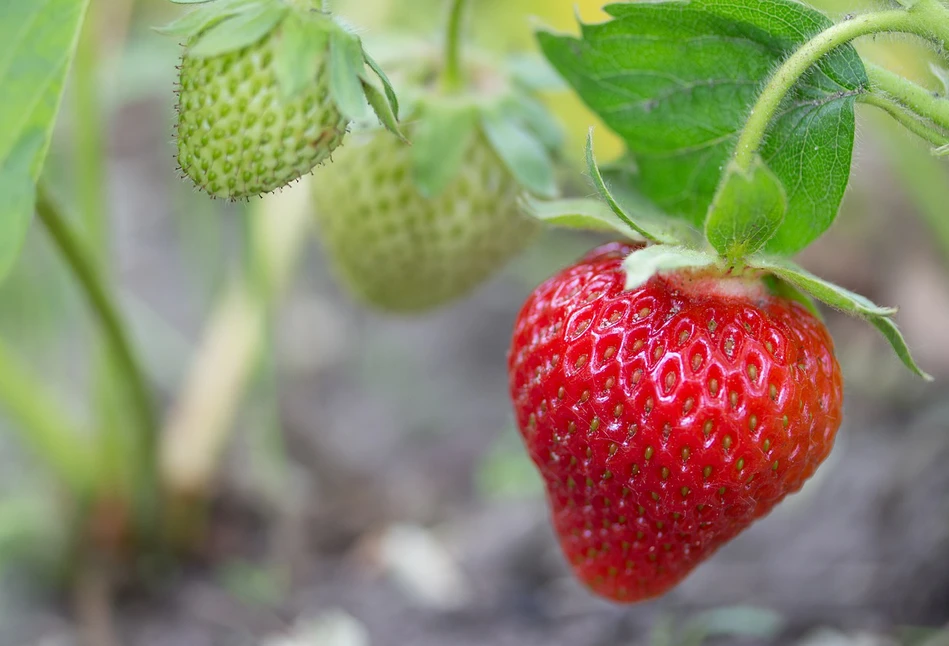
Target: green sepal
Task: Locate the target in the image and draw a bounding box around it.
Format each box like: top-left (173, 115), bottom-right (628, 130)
top-left (325, 28), bottom-right (403, 136)
top-left (936, 144), bottom-right (949, 156)
top-left (363, 51), bottom-right (400, 119)
top-left (328, 29), bottom-right (371, 122)
top-left (622, 245), bottom-right (719, 291)
top-left (481, 109), bottom-right (558, 198)
top-left (273, 11), bottom-right (327, 99)
top-left (762, 275), bottom-right (822, 321)
top-left (507, 54), bottom-right (567, 92)
top-left (751, 256), bottom-right (931, 380)
top-left (519, 195), bottom-right (645, 241)
top-left (361, 79), bottom-right (406, 142)
top-left (187, 3), bottom-right (286, 58)
top-left (155, 0), bottom-right (260, 38)
top-left (585, 131), bottom-right (696, 246)
top-left (498, 91), bottom-right (563, 153)
top-left (705, 157), bottom-right (787, 264)
top-left (412, 101), bottom-right (478, 197)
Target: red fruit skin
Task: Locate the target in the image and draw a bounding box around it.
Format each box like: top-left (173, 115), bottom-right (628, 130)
top-left (507, 242), bottom-right (843, 603)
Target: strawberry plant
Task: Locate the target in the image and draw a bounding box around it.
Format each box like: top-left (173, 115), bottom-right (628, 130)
top-left (0, 0), bottom-right (947, 638)
top-left (510, 0), bottom-right (949, 602)
top-left (311, 0), bottom-right (562, 311)
top-left (164, 0), bottom-right (402, 200)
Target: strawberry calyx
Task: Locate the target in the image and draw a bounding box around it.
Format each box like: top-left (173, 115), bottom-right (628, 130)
top-left (524, 132), bottom-right (932, 381)
top-left (348, 33), bottom-right (564, 200)
top-left (159, 0), bottom-right (404, 140)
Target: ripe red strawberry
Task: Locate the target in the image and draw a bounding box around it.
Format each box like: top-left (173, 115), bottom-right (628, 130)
top-left (507, 242), bottom-right (843, 603)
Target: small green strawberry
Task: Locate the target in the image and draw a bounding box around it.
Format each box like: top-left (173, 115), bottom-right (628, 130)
top-left (313, 124), bottom-right (543, 311)
top-left (159, 0), bottom-right (402, 200)
top-left (311, 4), bottom-right (564, 312)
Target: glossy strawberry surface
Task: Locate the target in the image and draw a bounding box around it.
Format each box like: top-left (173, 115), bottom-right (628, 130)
top-left (507, 242), bottom-right (844, 602)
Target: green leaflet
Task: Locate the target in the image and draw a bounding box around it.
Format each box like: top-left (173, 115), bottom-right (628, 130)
top-left (705, 157), bottom-right (787, 263)
top-left (187, 3), bottom-right (286, 57)
top-left (751, 256), bottom-right (931, 380)
top-left (519, 195), bottom-right (644, 241)
top-left (482, 109), bottom-right (558, 198)
top-left (538, 0), bottom-right (868, 256)
top-left (412, 101), bottom-right (478, 198)
top-left (0, 0), bottom-right (91, 284)
top-left (328, 29), bottom-right (370, 122)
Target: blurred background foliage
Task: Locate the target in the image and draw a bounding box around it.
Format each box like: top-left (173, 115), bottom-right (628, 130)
top-left (1, 0), bottom-right (949, 644)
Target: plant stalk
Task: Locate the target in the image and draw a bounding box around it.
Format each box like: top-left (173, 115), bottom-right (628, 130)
top-left (442, 0), bottom-right (471, 93)
top-left (859, 91), bottom-right (949, 147)
top-left (865, 62), bottom-right (949, 132)
top-left (35, 186), bottom-right (155, 446)
top-left (733, 7), bottom-right (947, 170)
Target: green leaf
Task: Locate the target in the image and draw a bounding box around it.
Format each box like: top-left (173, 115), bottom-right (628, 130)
top-left (273, 12), bottom-right (325, 99)
top-left (328, 29), bottom-right (370, 121)
top-left (752, 257), bottom-right (931, 380)
top-left (361, 79), bottom-right (405, 141)
top-left (188, 3), bottom-right (286, 57)
top-left (622, 245), bottom-right (719, 291)
top-left (538, 0), bottom-right (868, 255)
top-left (412, 102), bottom-right (477, 197)
top-left (585, 131), bottom-right (692, 245)
top-left (482, 110), bottom-right (558, 198)
top-left (0, 135), bottom-right (43, 284)
top-left (705, 157), bottom-right (787, 263)
top-left (0, 0), bottom-right (91, 176)
top-left (0, 0), bottom-right (90, 281)
top-left (520, 195), bottom-right (645, 240)
top-left (363, 50), bottom-right (400, 118)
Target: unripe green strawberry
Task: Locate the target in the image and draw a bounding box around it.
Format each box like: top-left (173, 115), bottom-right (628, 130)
top-left (163, 0), bottom-right (403, 201)
top-left (176, 26), bottom-right (346, 200)
top-left (312, 125), bottom-right (541, 312)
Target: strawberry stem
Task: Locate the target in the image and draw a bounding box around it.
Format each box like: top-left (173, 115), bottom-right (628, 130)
top-left (36, 185), bottom-right (156, 453)
top-left (859, 91), bottom-right (949, 148)
top-left (733, 4), bottom-right (949, 172)
top-left (442, 0), bottom-right (470, 93)
top-left (865, 62), bottom-right (949, 133)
